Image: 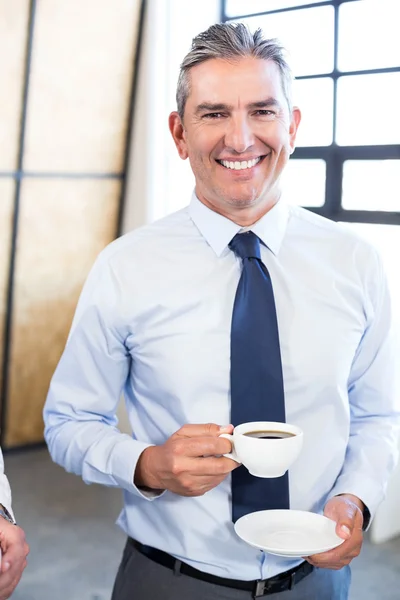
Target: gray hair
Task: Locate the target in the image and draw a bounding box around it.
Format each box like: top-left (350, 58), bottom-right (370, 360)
top-left (176, 22), bottom-right (293, 120)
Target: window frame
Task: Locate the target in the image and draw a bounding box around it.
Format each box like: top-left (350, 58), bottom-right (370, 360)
top-left (220, 0), bottom-right (400, 225)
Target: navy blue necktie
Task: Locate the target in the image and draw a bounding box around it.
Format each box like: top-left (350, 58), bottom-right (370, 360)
top-left (229, 231), bottom-right (289, 522)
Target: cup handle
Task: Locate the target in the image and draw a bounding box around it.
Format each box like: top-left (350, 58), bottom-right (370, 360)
top-left (219, 433), bottom-right (241, 463)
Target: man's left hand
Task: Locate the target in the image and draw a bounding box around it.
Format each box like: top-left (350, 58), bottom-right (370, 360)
top-left (305, 494), bottom-right (364, 570)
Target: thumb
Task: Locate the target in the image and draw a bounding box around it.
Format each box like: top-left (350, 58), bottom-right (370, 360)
top-left (337, 505), bottom-right (362, 539)
top-left (337, 522), bottom-right (352, 540)
top-left (1, 561), bottom-right (11, 573)
top-left (324, 497), bottom-right (358, 540)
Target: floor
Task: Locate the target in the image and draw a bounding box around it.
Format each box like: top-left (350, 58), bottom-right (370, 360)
top-left (3, 448), bottom-right (400, 599)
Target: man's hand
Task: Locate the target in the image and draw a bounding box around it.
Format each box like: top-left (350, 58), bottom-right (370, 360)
top-left (0, 519), bottom-right (29, 600)
top-left (305, 494), bottom-right (364, 570)
top-left (135, 423), bottom-right (239, 496)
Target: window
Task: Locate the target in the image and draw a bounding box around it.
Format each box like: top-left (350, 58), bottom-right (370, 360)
top-left (221, 0), bottom-right (400, 226)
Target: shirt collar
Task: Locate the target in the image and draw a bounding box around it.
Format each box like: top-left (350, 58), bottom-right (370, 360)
top-left (188, 192), bottom-right (289, 258)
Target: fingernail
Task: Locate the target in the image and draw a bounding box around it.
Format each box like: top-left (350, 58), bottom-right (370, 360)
top-left (219, 425), bottom-right (232, 433)
top-left (341, 525), bottom-right (351, 537)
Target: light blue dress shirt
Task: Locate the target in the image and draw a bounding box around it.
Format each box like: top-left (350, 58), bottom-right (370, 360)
top-left (0, 448), bottom-right (13, 518)
top-left (44, 194), bottom-right (399, 581)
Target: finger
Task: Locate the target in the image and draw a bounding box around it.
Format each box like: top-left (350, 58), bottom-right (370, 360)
top-left (179, 474), bottom-right (228, 496)
top-left (306, 549), bottom-right (348, 569)
top-left (0, 571), bottom-right (23, 600)
top-left (175, 423), bottom-right (233, 439)
top-left (191, 456), bottom-right (241, 475)
top-left (0, 547), bottom-right (19, 572)
top-left (307, 544), bottom-right (345, 564)
top-left (174, 436), bottom-right (234, 458)
top-left (0, 549), bottom-right (14, 575)
top-left (0, 568), bottom-right (15, 593)
top-left (307, 550), bottom-right (357, 569)
top-left (0, 559), bottom-right (10, 575)
top-left (0, 560), bottom-right (21, 582)
top-left (0, 542), bottom-right (28, 579)
top-left (306, 531), bottom-right (362, 568)
top-left (306, 557), bottom-right (344, 570)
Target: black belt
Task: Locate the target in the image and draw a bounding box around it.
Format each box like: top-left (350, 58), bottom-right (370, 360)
top-left (129, 538), bottom-right (314, 598)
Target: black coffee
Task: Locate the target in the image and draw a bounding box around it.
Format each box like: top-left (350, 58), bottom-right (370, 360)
top-left (244, 430), bottom-right (295, 439)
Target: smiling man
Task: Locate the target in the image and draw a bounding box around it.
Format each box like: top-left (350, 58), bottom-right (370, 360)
top-left (43, 23), bottom-right (398, 600)
top-left (169, 55), bottom-right (300, 223)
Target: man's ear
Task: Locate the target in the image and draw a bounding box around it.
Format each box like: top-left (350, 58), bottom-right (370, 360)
top-left (168, 112), bottom-right (189, 160)
top-left (288, 107), bottom-right (301, 154)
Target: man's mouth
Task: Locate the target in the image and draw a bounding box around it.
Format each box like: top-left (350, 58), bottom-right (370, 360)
top-left (216, 156), bottom-right (266, 171)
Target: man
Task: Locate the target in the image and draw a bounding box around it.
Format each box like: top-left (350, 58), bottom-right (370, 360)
top-left (43, 23), bottom-right (399, 600)
top-left (0, 447), bottom-right (29, 599)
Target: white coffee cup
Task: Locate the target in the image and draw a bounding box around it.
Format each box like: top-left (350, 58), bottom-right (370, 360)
top-left (220, 421), bottom-right (303, 478)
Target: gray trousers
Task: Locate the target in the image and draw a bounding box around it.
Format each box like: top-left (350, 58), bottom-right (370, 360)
top-left (111, 540), bottom-right (351, 600)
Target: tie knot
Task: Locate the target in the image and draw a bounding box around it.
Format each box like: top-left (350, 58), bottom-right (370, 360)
top-left (229, 231), bottom-right (261, 260)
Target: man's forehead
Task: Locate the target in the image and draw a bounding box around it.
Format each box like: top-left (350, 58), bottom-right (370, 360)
top-left (187, 57), bottom-right (284, 104)
top-left (190, 56), bottom-right (280, 80)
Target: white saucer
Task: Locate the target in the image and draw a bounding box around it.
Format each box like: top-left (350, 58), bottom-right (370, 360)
top-left (234, 509), bottom-right (345, 557)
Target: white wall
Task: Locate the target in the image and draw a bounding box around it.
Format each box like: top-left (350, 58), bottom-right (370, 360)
top-left (122, 0), bottom-right (220, 234)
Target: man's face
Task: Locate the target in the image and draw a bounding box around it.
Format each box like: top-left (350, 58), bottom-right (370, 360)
top-left (169, 57), bottom-right (301, 222)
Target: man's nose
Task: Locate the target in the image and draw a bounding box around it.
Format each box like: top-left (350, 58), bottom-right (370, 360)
top-left (224, 116), bottom-right (254, 154)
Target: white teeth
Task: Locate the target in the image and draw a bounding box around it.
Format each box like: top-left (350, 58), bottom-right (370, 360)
top-left (220, 157), bottom-right (261, 170)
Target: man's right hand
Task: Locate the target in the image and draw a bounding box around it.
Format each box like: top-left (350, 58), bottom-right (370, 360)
top-left (134, 423), bottom-right (239, 497)
top-left (0, 519), bottom-right (29, 600)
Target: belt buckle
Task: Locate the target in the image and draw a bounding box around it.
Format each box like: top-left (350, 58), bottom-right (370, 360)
top-left (253, 570), bottom-right (296, 597)
top-left (253, 579), bottom-right (272, 598)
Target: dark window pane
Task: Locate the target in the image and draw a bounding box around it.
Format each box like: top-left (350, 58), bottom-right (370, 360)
top-left (282, 159), bottom-right (326, 207)
top-left (293, 78), bottom-right (333, 147)
top-left (336, 73), bottom-right (400, 146)
top-left (338, 1), bottom-right (400, 72)
top-left (232, 6), bottom-right (334, 76)
top-left (225, 0), bottom-right (324, 17)
top-left (342, 160), bottom-right (400, 212)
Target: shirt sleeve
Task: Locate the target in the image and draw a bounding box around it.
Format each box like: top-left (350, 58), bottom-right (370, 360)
top-left (0, 447), bottom-right (14, 518)
top-left (43, 253), bottom-right (161, 500)
top-left (328, 246), bottom-right (400, 521)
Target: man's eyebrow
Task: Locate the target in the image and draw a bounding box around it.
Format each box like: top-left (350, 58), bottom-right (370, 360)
top-left (195, 103), bottom-right (232, 114)
top-left (247, 98), bottom-right (282, 110)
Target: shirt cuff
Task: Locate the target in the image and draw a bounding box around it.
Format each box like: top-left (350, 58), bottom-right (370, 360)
top-left (327, 474), bottom-right (382, 531)
top-left (0, 503), bottom-right (16, 524)
top-left (0, 487), bottom-right (14, 521)
top-left (110, 436), bottom-right (165, 501)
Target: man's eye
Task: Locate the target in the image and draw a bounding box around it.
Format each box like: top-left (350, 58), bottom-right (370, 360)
top-left (254, 110), bottom-right (275, 117)
top-left (203, 112), bottom-right (224, 119)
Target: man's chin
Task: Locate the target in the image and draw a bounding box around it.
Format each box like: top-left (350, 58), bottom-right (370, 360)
top-left (224, 195), bottom-right (261, 209)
